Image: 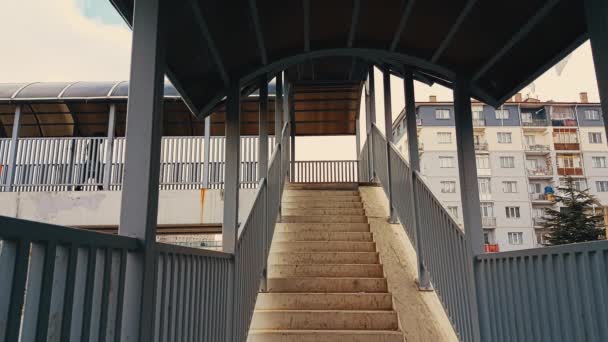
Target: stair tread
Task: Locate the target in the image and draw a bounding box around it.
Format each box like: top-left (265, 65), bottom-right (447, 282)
top-left (249, 329), bottom-right (402, 334)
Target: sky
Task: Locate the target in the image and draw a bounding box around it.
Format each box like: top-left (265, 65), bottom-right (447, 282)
top-left (0, 0), bottom-right (601, 160)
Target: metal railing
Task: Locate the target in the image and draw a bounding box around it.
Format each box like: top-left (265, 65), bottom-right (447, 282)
top-left (290, 160), bottom-right (358, 183)
top-left (525, 144), bottom-right (550, 152)
top-left (0, 136), bottom-right (276, 191)
top-left (527, 167), bottom-right (553, 177)
top-left (474, 142), bottom-right (488, 151)
top-left (0, 123), bottom-right (291, 342)
top-left (482, 216), bottom-right (497, 227)
top-left (522, 119), bottom-right (549, 127)
top-left (0, 216), bottom-right (139, 341)
top-left (368, 124), bottom-right (608, 341)
top-left (371, 125), bottom-right (479, 341)
top-left (358, 140), bottom-right (371, 182)
top-left (472, 119), bottom-right (486, 127)
top-left (475, 240), bottom-right (608, 341)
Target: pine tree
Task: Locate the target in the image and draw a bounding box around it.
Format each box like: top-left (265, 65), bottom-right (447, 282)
top-left (542, 177), bottom-right (605, 245)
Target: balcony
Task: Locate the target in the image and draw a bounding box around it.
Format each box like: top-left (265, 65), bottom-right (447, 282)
top-left (484, 244), bottom-right (500, 253)
top-left (482, 217), bottom-right (497, 227)
top-left (527, 167), bottom-right (553, 178)
top-left (477, 167), bottom-right (491, 176)
top-left (529, 193), bottom-right (553, 202)
top-left (473, 119), bottom-right (486, 127)
top-left (554, 143), bottom-right (580, 151)
top-left (522, 119), bottom-right (549, 128)
top-left (533, 217), bottom-right (546, 227)
top-left (551, 118), bottom-right (578, 127)
top-left (474, 142), bottom-right (488, 152)
top-left (557, 167), bottom-right (584, 176)
top-left (525, 144), bottom-right (550, 154)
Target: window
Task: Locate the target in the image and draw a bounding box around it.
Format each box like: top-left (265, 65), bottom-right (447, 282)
top-left (557, 155), bottom-right (581, 168)
top-left (448, 206), bottom-right (459, 218)
top-left (596, 181), bottom-right (608, 192)
top-left (495, 109), bottom-right (509, 120)
top-left (529, 183), bottom-right (542, 194)
top-left (585, 109), bottom-right (600, 121)
top-left (476, 155), bottom-right (490, 169)
top-left (478, 178), bottom-right (491, 194)
top-left (593, 156), bottom-right (608, 168)
top-left (480, 202), bottom-right (494, 217)
top-left (560, 178), bottom-right (587, 191)
top-left (439, 156), bottom-right (455, 168)
top-left (497, 132), bottom-right (512, 143)
top-left (589, 132), bottom-right (603, 144)
top-left (435, 109), bottom-right (450, 119)
top-left (506, 206), bottom-right (521, 219)
top-left (524, 135), bottom-right (536, 146)
top-left (500, 156), bottom-right (515, 168)
top-left (503, 181), bottom-right (518, 193)
top-left (472, 107), bottom-right (484, 120)
top-left (553, 131), bottom-right (579, 144)
top-left (440, 181), bottom-right (456, 193)
top-left (508, 232), bottom-right (524, 245)
top-left (437, 132), bottom-right (452, 144)
top-left (551, 107), bottom-right (575, 120)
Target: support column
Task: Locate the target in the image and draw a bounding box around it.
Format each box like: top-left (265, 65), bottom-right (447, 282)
top-left (364, 74), bottom-right (373, 182)
top-left (202, 116), bottom-right (211, 188)
top-left (403, 69), bottom-right (431, 290)
top-left (4, 105), bottom-right (21, 192)
top-left (117, 0), bottom-right (167, 339)
top-left (290, 85), bottom-right (296, 180)
top-left (275, 73), bottom-right (283, 218)
top-left (223, 84), bottom-right (241, 254)
top-left (258, 77), bottom-right (269, 292)
top-left (368, 65), bottom-right (377, 180)
top-left (585, 0), bottom-right (608, 138)
top-left (383, 69), bottom-right (397, 223)
top-left (103, 104), bottom-right (116, 190)
top-left (453, 76), bottom-right (484, 255)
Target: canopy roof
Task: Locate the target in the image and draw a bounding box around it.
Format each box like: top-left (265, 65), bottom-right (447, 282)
top-left (109, 0), bottom-right (587, 117)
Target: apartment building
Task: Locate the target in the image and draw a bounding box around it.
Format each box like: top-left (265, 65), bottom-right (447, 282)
top-left (392, 93), bottom-right (607, 252)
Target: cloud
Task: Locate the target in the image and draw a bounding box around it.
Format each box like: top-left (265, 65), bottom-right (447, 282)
top-left (0, 0), bottom-right (131, 83)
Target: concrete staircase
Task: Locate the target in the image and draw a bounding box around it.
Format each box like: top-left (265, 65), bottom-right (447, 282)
top-left (248, 184), bottom-right (404, 342)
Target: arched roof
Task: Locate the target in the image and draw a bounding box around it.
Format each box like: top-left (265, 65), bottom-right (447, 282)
top-left (109, 0), bottom-right (588, 117)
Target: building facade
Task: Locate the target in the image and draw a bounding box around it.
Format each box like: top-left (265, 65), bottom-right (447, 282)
top-left (392, 93), bottom-right (607, 252)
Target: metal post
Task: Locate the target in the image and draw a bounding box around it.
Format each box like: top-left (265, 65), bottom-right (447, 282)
top-left (258, 77), bottom-right (269, 292)
top-left (275, 73), bottom-right (283, 218)
top-left (368, 65), bottom-right (377, 180)
top-left (364, 75), bottom-right (373, 182)
top-left (355, 117), bottom-right (361, 162)
top-left (223, 84), bottom-right (241, 254)
top-left (117, 0), bottom-right (167, 339)
top-left (289, 84), bottom-right (296, 181)
top-left (4, 105), bottom-right (21, 192)
top-left (383, 69), bottom-right (397, 223)
top-left (103, 104), bottom-right (116, 190)
top-left (453, 76), bottom-right (484, 254)
top-left (585, 0), bottom-right (608, 140)
top-left (202, 116), bottom-right (211, 188)
top-left (404, 69), bottom-right (431, 290)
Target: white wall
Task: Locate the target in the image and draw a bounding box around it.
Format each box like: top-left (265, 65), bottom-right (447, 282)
top-left (0, 189), bottom-right (257, 227)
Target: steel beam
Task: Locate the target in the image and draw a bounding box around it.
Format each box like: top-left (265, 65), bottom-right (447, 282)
top-left (585, 0), bottom-right (608, 142)
top-left (403, 70), bottom-right (431, 290)
top-left (4, 105), bottom-right (21, 192)
top-left (289, 83), bottom-right (296, 179)
top-left (103, 104), bottom-right (116, 190)
top-left (248, 0), bottom-right (268, 65)
top-left (223, 84), bottom-right (241, 254)
top-left (383, 69), bottom-right (397, 223)
top-left (389, 0), bottom-right (417, 51)
top-left (347, 0), bottom-right (361, 48)
top-left (117, 0), bottom-right (167, 340)
top-left (303, 0), bottom-right (310, 52)
top-left (431, 0), bottom-right (477, 63)
top-left (202, 116), bottom-right (211, 188)
top-left (258, 77), bottom-right (269, 180)
top-left (453, 76), bottom-right (484, 255)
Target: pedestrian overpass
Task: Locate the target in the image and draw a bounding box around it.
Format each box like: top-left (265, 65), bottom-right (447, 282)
top-left (2, 0), bottom-right (608, 341)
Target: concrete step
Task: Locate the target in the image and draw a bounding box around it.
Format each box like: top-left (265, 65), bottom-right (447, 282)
top-left (250, 310), bottom-right (399, 330)
top-left (271, 241), bottom-right (376, 253)
top-left (287, 183), bottom-right (359, 191)
top-left (282, 196), bottom-right (361, 203)
top-left (273, 232), bottom-right (373, 242)
top-left (269, 264), bottom-right (383, 278)
top-left (255, 292), bottom-right (393, 311)
top-left (284, 190), bottom-right (360, 197)
top-left (276, 223), bottom-right (370, 233)
top-left (281, 215), bottom-right (368, 223)
top-left (282, 208), bottom-right (365, 216)
top-left (267, 277), bottom-right (388, 293)
top-left (247, 330), bottom-right (404, 342)
top-left (269, 252), bottom-right (379, 265)
top-left (282, 201), bottom-right (363, 209)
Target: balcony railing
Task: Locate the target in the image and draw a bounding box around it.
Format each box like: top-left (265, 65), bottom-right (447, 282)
top-left (533, 217), bottom-right (546, 227)
top-left (484, 244), bottom-right (500, 253)
top-left (557, 167), bottom-right (584, 176)
top-left (474, 142), bottom-right (488, 151)
top-left (522, 119), bottom-right (549, 127)
top-left (473, 119), bottom-right (486, 127)
top-left (530, 193), bottom-right (551, 201)
top-left (527, 167), bottom-right (553, 177)
top-left (525, 144), bottom-right (550, 152)
top-left (551, 118), bottom-right (578, 126)
top-left (554, 142), bottom-right (580, 151)
top-left (482, 216), bottom-right (497, 227)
